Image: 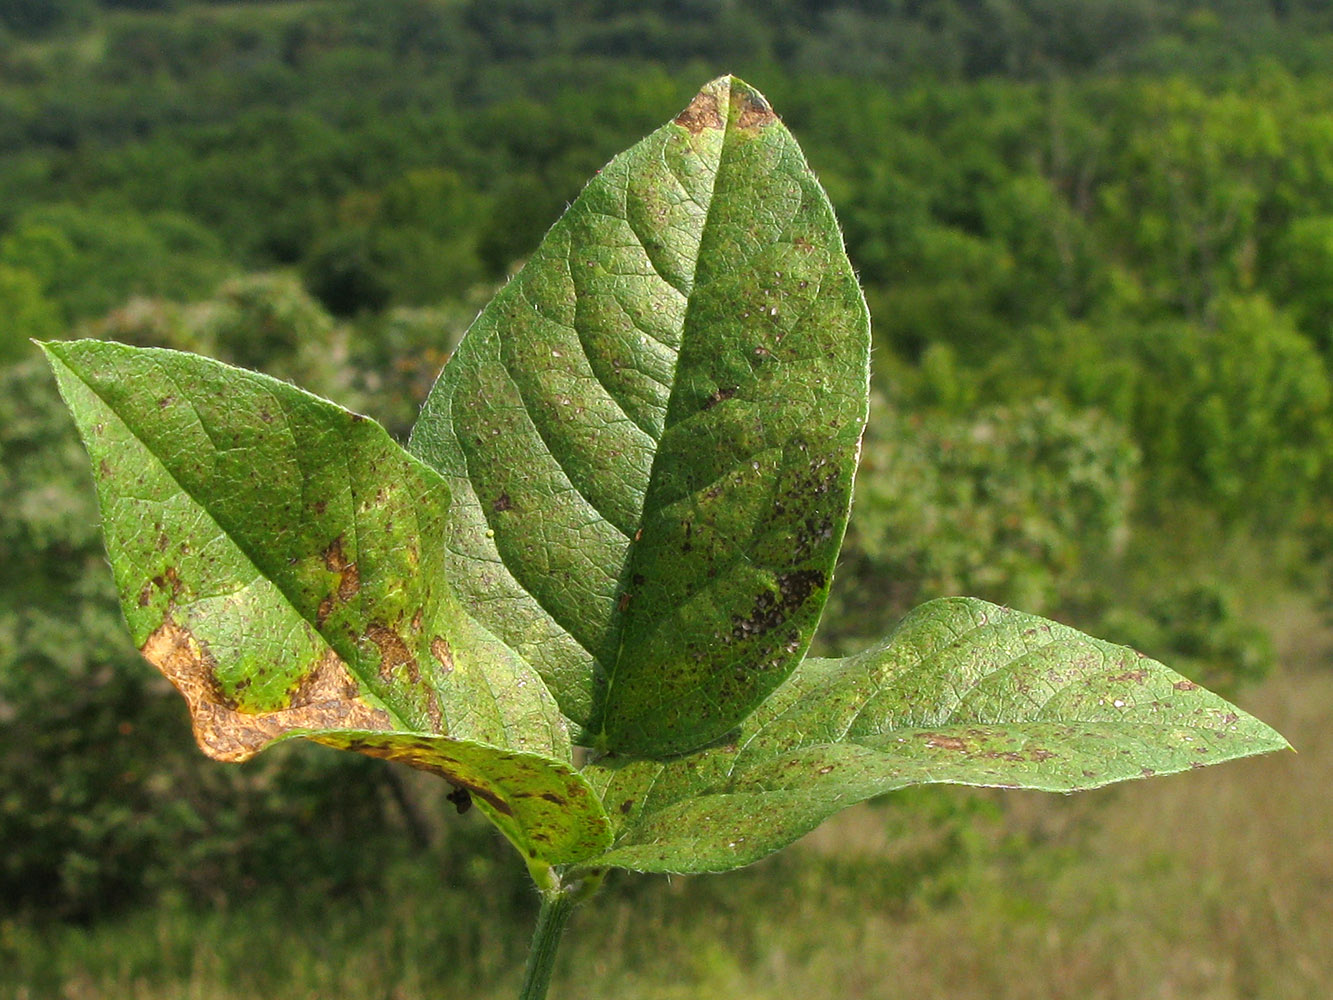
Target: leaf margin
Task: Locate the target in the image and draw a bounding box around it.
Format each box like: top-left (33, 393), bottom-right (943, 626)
top-left (573, 597), bottom-right (1291, 875)
top-left (42, 337), bottom-right (614, 867)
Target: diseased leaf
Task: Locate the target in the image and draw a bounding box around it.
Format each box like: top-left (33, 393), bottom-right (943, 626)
top-left (576, 598), bottom-right (1290, 874)
top-left (408, 76), bottom-right (871, 757)
top-left (44, 339), bottom-right (611, 867)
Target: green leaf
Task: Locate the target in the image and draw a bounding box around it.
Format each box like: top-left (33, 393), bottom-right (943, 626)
top-left (43, 339), bottom-right (611, 867)
top-left (408, 75), bottom-right (871, 757)
top-left (576, 598), bottom-right (1290, 874)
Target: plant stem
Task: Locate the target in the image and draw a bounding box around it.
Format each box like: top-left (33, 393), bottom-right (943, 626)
top-left (518, 884), bottom-right (579, 1000)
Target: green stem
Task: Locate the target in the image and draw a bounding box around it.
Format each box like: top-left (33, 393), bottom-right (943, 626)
top-left (518, 885), bottom-right (579, 1000)
top-left (517, 865), bottom-right (604, 1000)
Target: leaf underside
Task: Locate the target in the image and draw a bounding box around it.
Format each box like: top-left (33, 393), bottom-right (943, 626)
top-left (45, 339), bottom-right (611, 867)
top-left (408, 75), bottom-right (872, 757)
top-left (576, 598), bottom-right (1289, 875)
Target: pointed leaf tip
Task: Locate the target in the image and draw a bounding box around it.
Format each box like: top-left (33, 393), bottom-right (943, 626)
top-left (409, 75), bottom-right (869, 757)
top-left (675, 76), bottom-right (777, 134)
top-left (577, 598), bottom-right (1288, 874)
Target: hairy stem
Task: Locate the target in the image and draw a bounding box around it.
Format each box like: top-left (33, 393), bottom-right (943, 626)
top-left (518, 886), bottom-right (578, 1000)
top-left (517, 867), bottom-right (603, 1000)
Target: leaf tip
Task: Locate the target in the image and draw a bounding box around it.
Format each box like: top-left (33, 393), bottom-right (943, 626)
top-left (676, 75), bottom-right (777, 134)
top-left (35, 338), bottom-right (63, 365)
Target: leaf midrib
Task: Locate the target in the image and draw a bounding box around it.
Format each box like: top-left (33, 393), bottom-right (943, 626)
top-left (605, 615), bottom-right (1284, 839)
top-left (594, 77), bottom-right (749, 732)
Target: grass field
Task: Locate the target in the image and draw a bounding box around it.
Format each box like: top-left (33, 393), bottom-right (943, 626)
top-left (3, 597), bottom-right (1327, 1000)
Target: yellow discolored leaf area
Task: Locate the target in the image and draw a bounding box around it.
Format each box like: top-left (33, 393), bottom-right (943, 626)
top-left (45, 339), bottom-right (612, 868)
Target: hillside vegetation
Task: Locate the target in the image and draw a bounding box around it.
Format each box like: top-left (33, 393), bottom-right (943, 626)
top-left (1, 3), bottom-right (1328, 996)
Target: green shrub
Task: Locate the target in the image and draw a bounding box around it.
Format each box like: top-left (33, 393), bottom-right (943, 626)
top-left (820, 397), bottom-right (1138, 654)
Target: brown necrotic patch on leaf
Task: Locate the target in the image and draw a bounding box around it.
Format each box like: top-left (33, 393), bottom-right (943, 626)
top-left (674, 90), bottom-right (724, 134)
top-left (430, 636), bottom-right (453, 673)
top-left (322, 536), bottom-right (360, 603)
top-left (141, 622), bottom-right (391, 763)
top-left (922, 734), bottom-right (969, 752)
top-left (289, 648), bottom-right (363, 708)
top-left (337, 562), bottom-right (360, 602)
top-left (366, 623), bottom-right (418, 682)
top-left (1108, 669), bottom-right (1150, 684)
top-left (150, 566), bottom-right (184, 599)
top-left (734, 88), bottom-right (777, 130)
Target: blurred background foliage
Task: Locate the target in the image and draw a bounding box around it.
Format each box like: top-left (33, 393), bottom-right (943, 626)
top-left (0, 1), bottom-right (1329, 996)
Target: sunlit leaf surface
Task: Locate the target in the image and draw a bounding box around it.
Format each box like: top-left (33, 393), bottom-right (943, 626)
top-left (45, 339), bottom-right (610, 866)
top-left (409, 75), bottom-right (871, 756)
top-left (579, 598), bottom-right (1289, 874)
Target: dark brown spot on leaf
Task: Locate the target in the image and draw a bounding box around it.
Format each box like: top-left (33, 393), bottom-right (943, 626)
top-left (702, 386), bottom-right (736, 411)
top-left (1173, 680), bottom-right (1198, 691)
top-left (425, 690), bottom-right (443, 733)
top-left (492, 492), bottom-right (513, 513)
top-left (730, 569), bottom-right (825, 643)
top-left (289, 648), bottom-right (362, 708)
top-left (151, 566), bottom-right (184, 598)
top-left (337, 562), bottom-right (360, 603)
top-left (324, 536), bottom-right (349, 572)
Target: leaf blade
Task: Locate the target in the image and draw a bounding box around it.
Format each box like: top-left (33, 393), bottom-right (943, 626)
top-left (409, 76), bottom-right (871, 756)
top-left (577, 598), bottom-right (1289, 874)
top-left (44, 339), bottom-right (612, 866)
